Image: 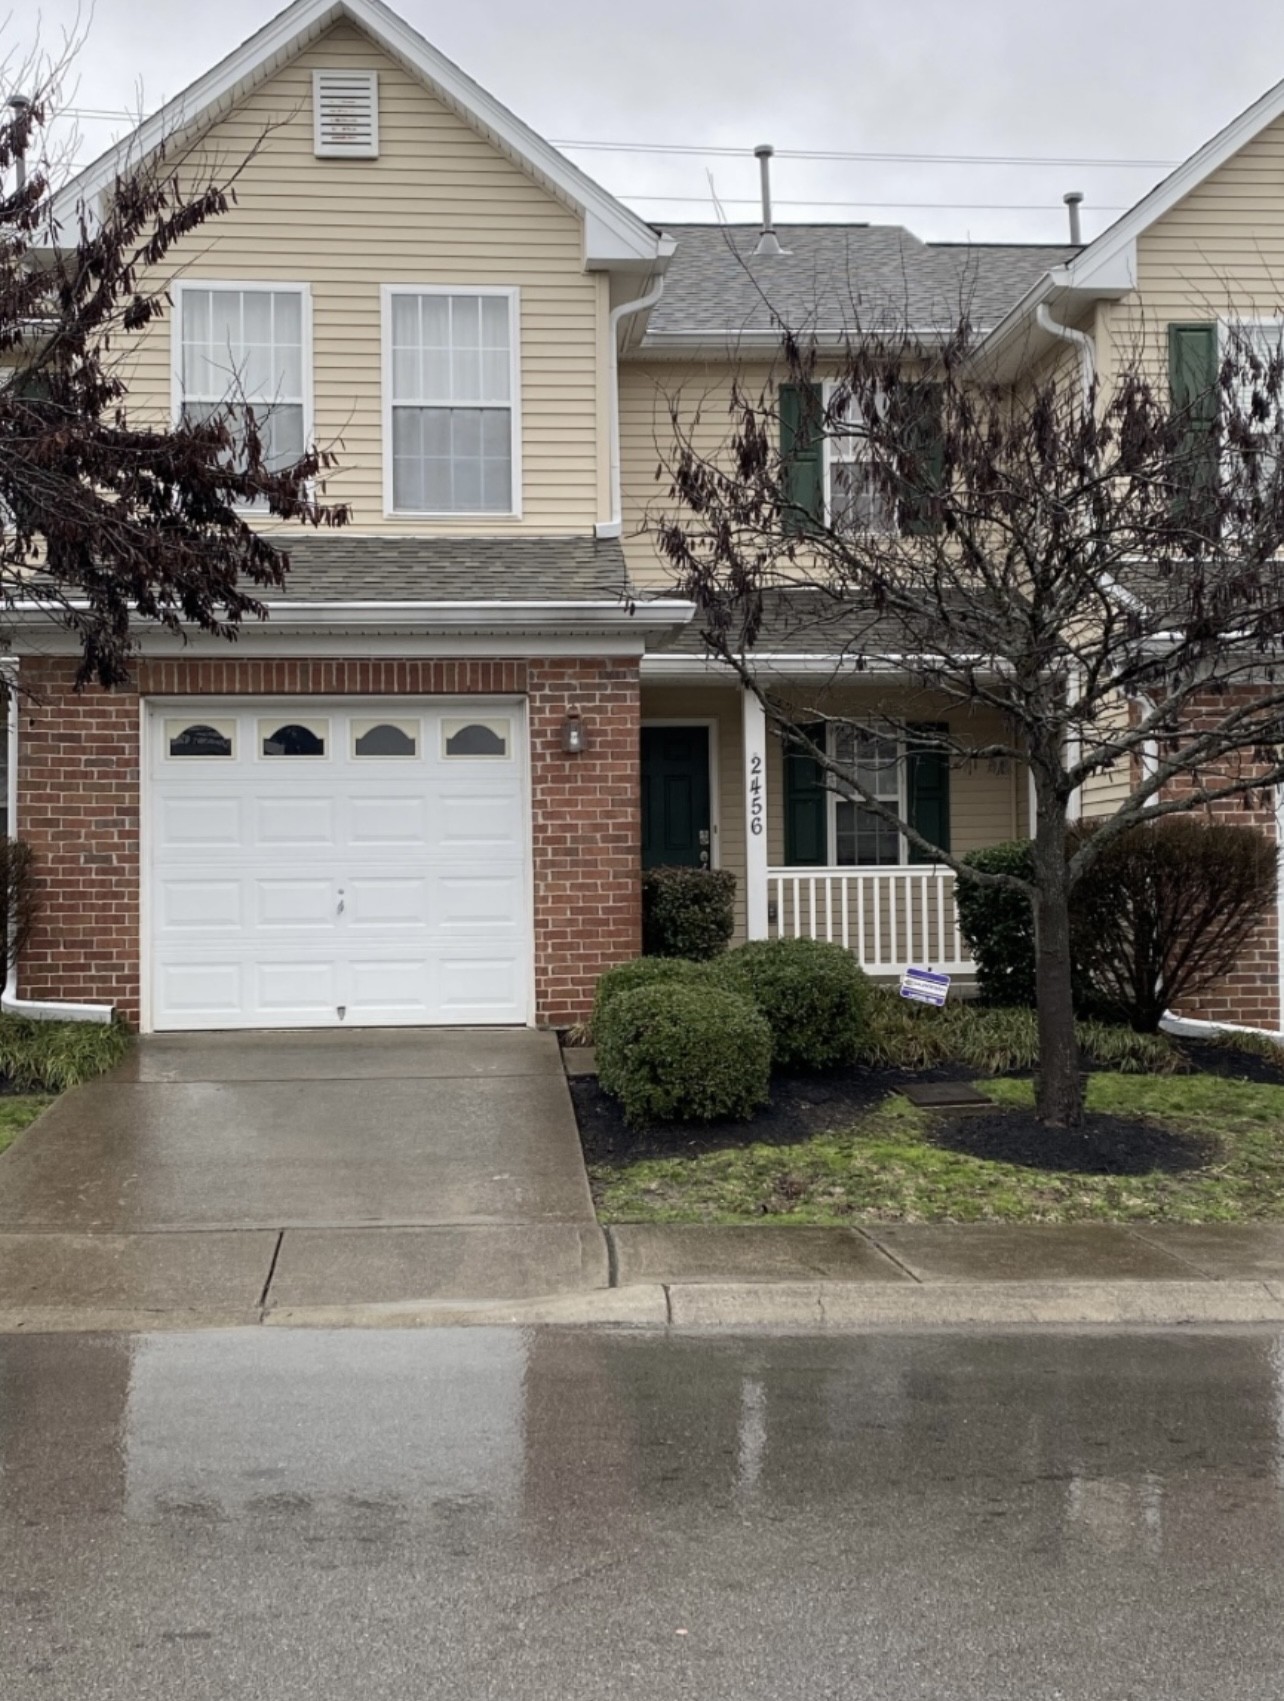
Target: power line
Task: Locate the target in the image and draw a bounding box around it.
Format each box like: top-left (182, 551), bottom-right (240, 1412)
top-left (550, 139), bottom-right (1176, 170)
top-left (53, 107), bottom-right (1177, 170)
top-left (625, 193), bottom-right (1127, 212)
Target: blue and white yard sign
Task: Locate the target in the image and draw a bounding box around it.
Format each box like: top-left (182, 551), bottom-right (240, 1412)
top-left (899, 967), bottom-right (951, 1007)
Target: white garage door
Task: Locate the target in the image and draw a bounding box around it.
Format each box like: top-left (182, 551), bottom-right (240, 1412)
top-left (146, 700), bottom-right (531, 1031)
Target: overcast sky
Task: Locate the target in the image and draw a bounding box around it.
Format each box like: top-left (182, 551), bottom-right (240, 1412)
top-left (17, 0), bottom-right (1284, 245)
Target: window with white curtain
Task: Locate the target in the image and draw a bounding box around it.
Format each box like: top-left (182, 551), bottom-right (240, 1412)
top-left (386, 288), bottom-right (518, 515)
top-left (176, 285), bottom-right (309, 480)
top-left (832, 725), bottom-right (904, 866)
top-left (826, 388), bottom-right (897, 535)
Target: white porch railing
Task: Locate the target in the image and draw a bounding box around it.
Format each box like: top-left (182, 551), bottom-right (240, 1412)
top-left (766, 866), bottom-right (976, 976)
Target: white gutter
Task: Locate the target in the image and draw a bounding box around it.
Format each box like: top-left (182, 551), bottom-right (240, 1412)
top-left (596, 276), bottom-right (666, 540)
top-left (2, 669), bottom-right (115, 1024)
top-left (4, 598), bottom-right (697, 633)
top-left (1034, 302), bottom-right (1095, 409)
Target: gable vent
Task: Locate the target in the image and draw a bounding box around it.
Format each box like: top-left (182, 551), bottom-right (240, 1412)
top-left (313, 70), bottom-right (379, 159)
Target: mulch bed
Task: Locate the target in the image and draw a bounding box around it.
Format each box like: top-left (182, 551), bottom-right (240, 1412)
top-left (927, 1109), bottom-right (1215, 1176)
top-left (572, 1034), bottom-right (1281, 1169)
top-left (572, 1062), bottom-right (975, 1164)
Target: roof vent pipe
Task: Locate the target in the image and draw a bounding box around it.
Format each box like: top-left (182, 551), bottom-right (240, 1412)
top-left (7, 95), bottom-right (31, 193)
top-left (1063, 190), bottom-right (1084, 245)
top-left (753, 144), bottom-right (786, 256)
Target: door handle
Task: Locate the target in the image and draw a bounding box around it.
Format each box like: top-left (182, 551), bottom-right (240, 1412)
top-left (337, 890), bottom-right (345, 915)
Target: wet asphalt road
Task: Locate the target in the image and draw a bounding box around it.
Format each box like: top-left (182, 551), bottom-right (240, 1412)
top-left (4, 1328), bottom-right (1284, 1698)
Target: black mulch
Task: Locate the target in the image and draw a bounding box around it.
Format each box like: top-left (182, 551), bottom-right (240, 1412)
top-left (1174, 1037), bottom-right (1284, 1086)
top-left (572, 1063), bottom-right (976, 1164)
top-left (571, 1035), bottom-right (1281, 1169)
top-left (927, 1109), bottom-right (1215, 1176)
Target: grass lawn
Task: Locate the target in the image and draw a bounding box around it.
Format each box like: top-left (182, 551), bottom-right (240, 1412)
top-left (0, 1096), bottom-right (53, 1158)
top-left (589, 1071), bottom-right (1284, 1226)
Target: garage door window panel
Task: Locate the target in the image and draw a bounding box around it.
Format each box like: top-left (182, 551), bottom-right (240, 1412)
top-left (352, 719), bottom-right (419, 758)
top-left (443, 718), bottom-right (511, 759)
top-left (260, 719), bottom-right (328, 758)
top-left (166, 719), bottom-right (236, 759)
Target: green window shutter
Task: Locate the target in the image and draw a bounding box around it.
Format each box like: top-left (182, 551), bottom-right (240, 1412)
top-left (779, 381), bottom-right (824, 534)
top-left (1167, 323), bottom-right (1219, 530)
top-left (783, 721), bottom-right (828, 866)
top-left (897, 383), bottom-right (944, 536)
top-left (906, 722), bottom-right (950, 863)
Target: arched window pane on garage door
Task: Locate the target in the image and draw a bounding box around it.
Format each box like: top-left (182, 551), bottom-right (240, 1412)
top-left (353, 719), bottom-right (418, 758)
top-left (443, 719), bottom-right (510, 758)
top-left (260, 720), bottom-right (327, 757)
top-left (166, 720), bottom-right (235, 758)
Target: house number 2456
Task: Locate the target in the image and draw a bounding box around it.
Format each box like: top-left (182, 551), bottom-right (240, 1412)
top-left (748, 752), bottom-right (765, 836)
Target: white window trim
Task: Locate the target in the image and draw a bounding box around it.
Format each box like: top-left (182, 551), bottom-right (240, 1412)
top-left (826, 721), bottom-right (911, 868)
top-left (170, 280), bottom-right (315, 506)
top-left (380, 283), bottom-right (523, 520)
top-left (820, 379), bottom-right (898, 538)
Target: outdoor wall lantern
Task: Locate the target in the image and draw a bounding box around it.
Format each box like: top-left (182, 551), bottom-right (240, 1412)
top-left (561, 709), bottom-right (587, 754)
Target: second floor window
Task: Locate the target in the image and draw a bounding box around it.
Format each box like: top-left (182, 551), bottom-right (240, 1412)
top-left (176, 285), bottom-right (309, 480)
top-left (386, 287), bottom-right (518, 515)
top-left (827, 391), bottom-right (897, 536)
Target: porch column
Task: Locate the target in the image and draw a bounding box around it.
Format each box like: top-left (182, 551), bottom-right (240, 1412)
top-left (743, 687), bottom-right (770, 939)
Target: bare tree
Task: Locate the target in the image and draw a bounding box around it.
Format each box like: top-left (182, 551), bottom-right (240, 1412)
top-left (0, 59), bottom-right (348, 690)
top-left (655, 317), bottom-right (1284, 1128)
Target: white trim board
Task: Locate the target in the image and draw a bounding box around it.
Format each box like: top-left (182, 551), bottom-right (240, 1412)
top-left (47, 0), bottom-right (672, 272)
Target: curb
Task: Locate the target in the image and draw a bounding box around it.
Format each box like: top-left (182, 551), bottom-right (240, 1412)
top-left (5, 1280), bottom-right (1284, 1334)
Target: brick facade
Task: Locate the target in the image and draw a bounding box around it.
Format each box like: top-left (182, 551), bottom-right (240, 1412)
top-left (15, 654), bottom-right (641, 1030)
top-left (1155, 689), bottom-right (1283, 1032)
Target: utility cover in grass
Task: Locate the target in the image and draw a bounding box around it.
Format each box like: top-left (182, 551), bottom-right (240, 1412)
top-left (929, 1109), bottom-right (1215, 1176)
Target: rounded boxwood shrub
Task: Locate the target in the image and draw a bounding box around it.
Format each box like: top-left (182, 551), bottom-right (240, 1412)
top-left (712, 937), bottom-right (870, 1070)
top-left (591, 955), bottom-right (713, 1039)
top-left (641, 866), bottom-right (737, 960)
top-left (954, 840), bottom-right (1037, 1008)
top-left (596, 982), bottom-right (772, 1126)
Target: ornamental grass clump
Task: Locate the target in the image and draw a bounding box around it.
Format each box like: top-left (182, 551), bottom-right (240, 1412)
top-left (595, 981), bottom-right (771, 1126)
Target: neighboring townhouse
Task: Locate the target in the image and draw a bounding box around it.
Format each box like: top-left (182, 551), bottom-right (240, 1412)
top-left (6, 0), bottom-right (1284, 1034)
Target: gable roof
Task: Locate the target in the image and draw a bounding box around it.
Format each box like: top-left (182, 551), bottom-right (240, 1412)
top-left (979, 68), bottom-right (1284, 372)
top-left (49, 0), bottom-right (671, 273)
top-left (642, 224), bottom-right (1078, 347)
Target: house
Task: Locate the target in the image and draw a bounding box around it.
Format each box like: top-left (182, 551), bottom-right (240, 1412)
top-left (5, 0), bottom-right (1283, 1034)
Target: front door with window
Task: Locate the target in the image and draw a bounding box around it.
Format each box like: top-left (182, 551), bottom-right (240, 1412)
top-left (641, 726), bottom-right (711, 869)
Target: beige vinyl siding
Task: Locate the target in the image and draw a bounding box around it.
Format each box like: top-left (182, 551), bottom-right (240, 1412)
top-left (621, 357), bottom-right (780, 588)
top-left (1104, 108), bottom-right (1284, 378)
top-left (116, 21), bottom-right (602, 533)
top-left (641, 685), bottom-right (747, 940)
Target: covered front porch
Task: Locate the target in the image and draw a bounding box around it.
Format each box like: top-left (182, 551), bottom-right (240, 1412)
top-left (640, 666), bottom-right (1036, 983)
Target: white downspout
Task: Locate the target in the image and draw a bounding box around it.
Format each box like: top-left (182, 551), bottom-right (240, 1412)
top-left (1035, 302), bottom-right (1094, 410)
top-left (595, 274), bottom-right (666, 541)
top-left (2, 674), bottom-right (115, 1023)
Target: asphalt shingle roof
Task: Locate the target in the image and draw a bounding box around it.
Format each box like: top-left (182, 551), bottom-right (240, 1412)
top-left (645, 225), bottom-right (1078, 341)
top-left (258, 533), bottom-right (630, 604)
top-left (653, 590), bottom-right (927, 658)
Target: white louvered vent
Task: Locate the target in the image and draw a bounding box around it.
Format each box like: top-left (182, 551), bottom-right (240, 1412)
top-left (313, 70), bottom-right (379, 159)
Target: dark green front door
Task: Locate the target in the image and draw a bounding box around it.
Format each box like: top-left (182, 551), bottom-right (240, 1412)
top-left (641, 726), bottom-right (711, 869)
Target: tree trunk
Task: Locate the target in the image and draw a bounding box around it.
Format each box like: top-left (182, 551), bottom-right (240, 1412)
top-left (1031, 784), bottom-right (1084, 1128)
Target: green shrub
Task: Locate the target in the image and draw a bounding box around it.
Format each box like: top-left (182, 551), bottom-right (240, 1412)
top-left (641, 866), bottom-right (736, 960)
top-left (1072, 818), bottom-right (1279, 1032)
top-left (596, 982), bottom-right (772, 1126)
top-left (954, 841), bottom-right (1038, 1007)
top-left (0, 838), bottom-right (39, 973)
top-left (713, 937), bottom-right (870, 1070)
top-left (591, 956), bottom-right (713, 1039)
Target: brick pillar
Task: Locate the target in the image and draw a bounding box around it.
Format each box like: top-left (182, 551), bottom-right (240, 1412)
top-left (1158, 690), bottom-right (1283, 1033)
top-left (528, 657), bottom-right (641, 1027)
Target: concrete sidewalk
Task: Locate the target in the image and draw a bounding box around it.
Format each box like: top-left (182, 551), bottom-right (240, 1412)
top-left (8, 1219), bottom-right (1284, 1331)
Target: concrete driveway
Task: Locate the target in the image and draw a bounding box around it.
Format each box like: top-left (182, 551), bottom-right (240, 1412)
top-left (0, 1030), bottom-right (607, 1318)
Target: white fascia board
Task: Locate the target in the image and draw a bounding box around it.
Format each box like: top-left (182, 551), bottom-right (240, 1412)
top-left (634, 326), bottom-right (954, 360)
top-left (49, 0), bottom-right (667, 271)
top-left (642, 652), bottom-right (986, 679)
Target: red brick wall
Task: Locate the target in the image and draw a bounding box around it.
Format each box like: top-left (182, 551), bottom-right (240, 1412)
top-left (15, 654), bottom-right (641, 1029)
top-left (1157, 689), bottom-right (1283, 1032)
